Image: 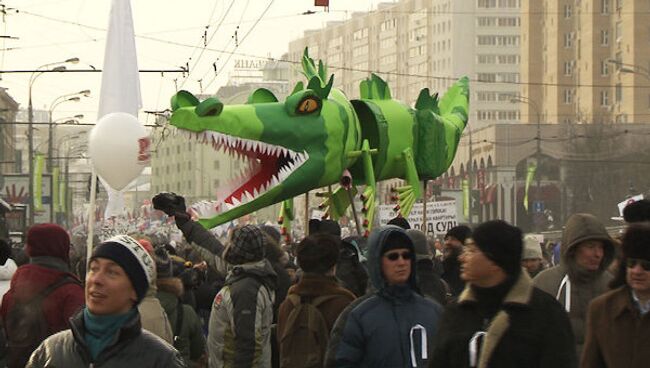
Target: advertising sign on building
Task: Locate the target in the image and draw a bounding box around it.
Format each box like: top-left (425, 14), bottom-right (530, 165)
top-left (379, 200), bottom-right (458, 238)
top-left (0, 174), bottom-right (52, 224)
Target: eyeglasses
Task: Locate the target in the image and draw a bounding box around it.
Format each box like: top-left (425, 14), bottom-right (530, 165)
top-left (627, 258), bottom-right (650, 271)
top-left (384, 251), bottom-right (413, 261)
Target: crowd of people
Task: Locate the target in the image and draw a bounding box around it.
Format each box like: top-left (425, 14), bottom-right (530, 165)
top-left (0, 192), bottom-right (648, 367)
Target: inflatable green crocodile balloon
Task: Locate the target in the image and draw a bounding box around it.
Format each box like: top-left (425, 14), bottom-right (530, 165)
top-left (169, 48), bottom-right (469, 235)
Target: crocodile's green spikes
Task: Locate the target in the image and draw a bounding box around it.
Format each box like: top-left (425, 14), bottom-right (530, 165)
top-left (415, 88), bottom-right (439, 113)
top-left (439, 76), bottom-right (469, 119)
top-left (290, 81), bottom-right (304, 95)
top-left (360, 73), bottom-right (392, 100)
top-left (247, 88), bottom-right (278, 104)
top-left (171, 90), bottom-right (200, 111)
top-left (318, 60), bottom-right (327, 81)
top-left (306, 75), bottom-right (334, 99)
top-left (301, 48), bottom-right (319, 81)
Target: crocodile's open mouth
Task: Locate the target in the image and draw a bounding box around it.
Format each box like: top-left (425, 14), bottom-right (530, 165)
top-left (176, 129), bottom-right (308, 210)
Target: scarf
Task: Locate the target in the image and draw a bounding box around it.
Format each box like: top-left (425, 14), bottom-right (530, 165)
top-left (83, 308), bottom-right (136, 360)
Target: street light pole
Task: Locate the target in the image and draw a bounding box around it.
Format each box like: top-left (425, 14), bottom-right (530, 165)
top-left (511, 96), bottom-right (542, 231)
top-left (48, 90), bottom-right (90, 172)
top-left (27, 58), bottom-right (78, 226)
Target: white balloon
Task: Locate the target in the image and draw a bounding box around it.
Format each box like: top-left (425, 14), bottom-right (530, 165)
top-left (88, 112), bottom-right (150, 191)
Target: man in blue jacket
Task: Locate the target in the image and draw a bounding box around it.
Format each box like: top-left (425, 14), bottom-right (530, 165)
top-left (326, 225), bottom-right (443, 367)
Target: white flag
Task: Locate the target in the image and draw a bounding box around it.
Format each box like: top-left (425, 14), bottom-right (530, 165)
top-left (98, 0), bottom-right (142, 118)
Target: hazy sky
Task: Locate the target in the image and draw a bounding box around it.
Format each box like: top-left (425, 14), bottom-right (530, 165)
top-left (1, 0), bottom-right (384, 125)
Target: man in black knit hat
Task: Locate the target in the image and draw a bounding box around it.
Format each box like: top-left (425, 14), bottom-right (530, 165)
top-left (442, 225), bottom-right (472, 297)
top-left (430, 220), bottom-right (576, 368)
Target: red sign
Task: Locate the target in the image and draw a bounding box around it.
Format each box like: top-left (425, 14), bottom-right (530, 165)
top-left (137, 137), bottom-right (151, 163)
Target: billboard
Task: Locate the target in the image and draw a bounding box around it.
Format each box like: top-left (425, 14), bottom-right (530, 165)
top-left (379, 200), bottom-right (458, 238)
top-left (1, 174), bottom-right (52, 224)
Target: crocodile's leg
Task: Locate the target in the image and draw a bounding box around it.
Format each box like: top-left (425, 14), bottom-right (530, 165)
top-left (348, 140), bottom-right (378, 236)
top-left (392, 147), bottom-right (422, 217)
top-left (317, 185), bottom-right (357, 221)
top-left (277, 198), bottom-right (294, 244)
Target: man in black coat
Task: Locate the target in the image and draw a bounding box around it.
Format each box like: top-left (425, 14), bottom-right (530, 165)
top-left (430, 220), bottom-right (576, 368)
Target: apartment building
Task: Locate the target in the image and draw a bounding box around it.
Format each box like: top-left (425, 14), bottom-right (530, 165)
top-left (522, 0), bottom-right (650, 124)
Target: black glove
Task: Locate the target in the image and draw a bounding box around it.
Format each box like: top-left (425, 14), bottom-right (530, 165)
top-left (152, 192), bottom-right (186, 216)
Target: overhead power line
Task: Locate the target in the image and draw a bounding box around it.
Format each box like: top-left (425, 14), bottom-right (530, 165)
top-left (13, 8), bottom-right (650, 90)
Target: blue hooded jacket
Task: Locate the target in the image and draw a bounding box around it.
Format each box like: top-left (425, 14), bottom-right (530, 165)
top-left (330, 226), bottom-right (443, 367)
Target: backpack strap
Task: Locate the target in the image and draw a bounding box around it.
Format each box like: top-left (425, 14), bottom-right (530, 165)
top-left (26, 275), bottom-right (80, 305)
top-left (173, 299), bottom-right (184, 343)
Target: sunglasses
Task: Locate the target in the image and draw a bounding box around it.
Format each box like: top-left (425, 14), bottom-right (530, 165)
top-left (627, 258), bottom-right (650, 271)
top-left (384, 251), bottom-right (413, 261)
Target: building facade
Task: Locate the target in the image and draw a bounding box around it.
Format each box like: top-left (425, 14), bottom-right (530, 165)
top-left (522, 0), bottom-right (650, 124)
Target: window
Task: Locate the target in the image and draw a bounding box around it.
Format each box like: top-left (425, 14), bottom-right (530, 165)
top-left (601, 0), bottom-right (609, 14)
top-left (564, 5), bottom-right (572, 18)
top-left (616, 21), bottom-right (622, 42)
top-left (600, 90), bottom-right (609, 106)
top-left (177, 146), bottom-right (180, 154)
top-left (563, 89), bottom-right (573, 104)
top-left (600, 60), bottom-right (609, 76)
top-left (564, 61), bottom-right (573, 76)
top-left (600, 30), bottom-right (609, 46)
top-left (213, 161), bottom-right (220, 170)
top-left (564, 33), bottom-right (573, 48)
top-left (615, 0), bottom-right (622, 10)
top-left (615, 83), bottom-right (622, 103)
top-left (478, 0), bottom-right (497, 8)
top-left (214, 179), bottom-right (220, 187)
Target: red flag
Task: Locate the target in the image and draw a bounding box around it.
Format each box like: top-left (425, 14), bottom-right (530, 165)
top-left (315, 0), bottom-right (329, 7)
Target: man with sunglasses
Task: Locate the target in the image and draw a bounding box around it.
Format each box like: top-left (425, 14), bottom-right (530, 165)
top-left (582, 222), bottom-right (650, 368)
top-left (326, 225), bottom-right (442, 367)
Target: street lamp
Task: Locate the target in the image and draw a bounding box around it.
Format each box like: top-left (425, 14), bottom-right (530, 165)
top-left (27, 58), bottom-right (79, 226)
top-left (57, 134), bottom-right (86, 226)
top-left (511, 96), bottom-right (542, 231)
top-left (48, 90), bottom-right (90, 172)
top-left (606, 59), bottom-right (650, 79)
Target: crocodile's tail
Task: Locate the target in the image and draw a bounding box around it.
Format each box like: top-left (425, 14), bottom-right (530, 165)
top-left (414, 76), bottom-right (469, 180)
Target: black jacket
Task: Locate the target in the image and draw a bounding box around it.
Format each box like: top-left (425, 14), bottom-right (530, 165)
top-left (430, 272), bottom-right (576, 368)
top-left (27, 309), bottom-right (185, 368)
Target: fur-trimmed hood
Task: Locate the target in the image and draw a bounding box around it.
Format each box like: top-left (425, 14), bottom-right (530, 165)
top-left (156, 277), bottom-right (184, 298)
top-left (458, 272), bottom-right (534, 368)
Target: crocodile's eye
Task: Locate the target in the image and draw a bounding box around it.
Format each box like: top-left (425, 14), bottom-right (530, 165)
top-left (296, 96), bottom-right (320, 114)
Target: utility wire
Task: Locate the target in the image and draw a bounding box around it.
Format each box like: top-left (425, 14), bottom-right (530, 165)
top-left (178, 0), bottom-right (236, 90)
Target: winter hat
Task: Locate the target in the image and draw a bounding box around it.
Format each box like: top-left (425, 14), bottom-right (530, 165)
top-left (471, 220), bottom-right (523, 277)
top-left (297, 233), bottom-right (340, 274)
top-left (406, 229), bottom-right (431, 261)
top-left (26, 223), bottom-right (71, 263)
top-left (522, 235), bottom-right (543, 260)
top-left (260, 225), bottom-right (281, 244)
top-left (309, 219), bottom-right (342, 238)
top-left (91, 235), bottom-right (155, 304)
top-left (153, 247), bottom-right (173, 279)
top-left (388, 216), bottom-right (411, 230)
top-left (622, 222), bottom-right (650, 261)
top-left (224, 225), bottom-right (266, 265)
top-left (445, 225), bottom-right (472, 244)
top-left (382, 227), bottom-right (414, 255)
top-left (623, 200), bottom-right (650, 223)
